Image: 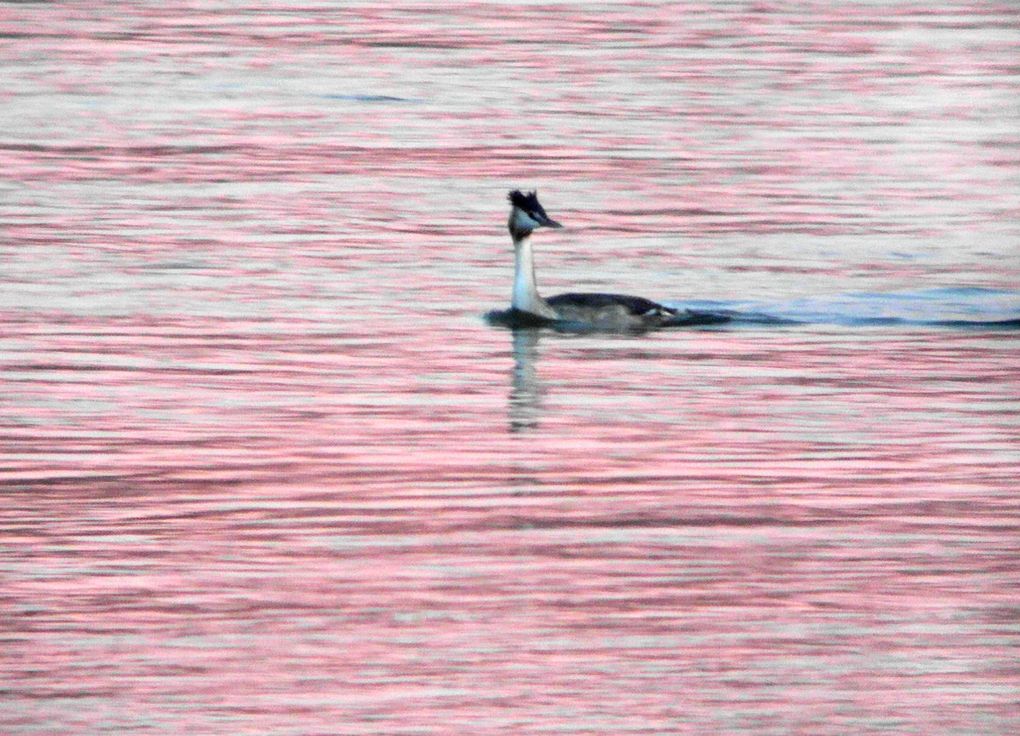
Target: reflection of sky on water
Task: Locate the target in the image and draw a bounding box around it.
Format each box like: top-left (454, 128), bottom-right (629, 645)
top-left (2, 1), bottom-right (1019, 734)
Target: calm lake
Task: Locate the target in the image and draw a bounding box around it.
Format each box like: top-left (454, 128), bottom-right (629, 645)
top-left (2, 2), bottom-right (1019, 734)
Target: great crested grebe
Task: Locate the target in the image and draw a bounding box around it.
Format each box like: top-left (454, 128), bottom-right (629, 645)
top-left (503, 189), bottom-right (703, 329)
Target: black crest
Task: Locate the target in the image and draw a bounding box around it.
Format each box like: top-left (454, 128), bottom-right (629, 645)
top-left (508, 189), bottom-right (544, 216)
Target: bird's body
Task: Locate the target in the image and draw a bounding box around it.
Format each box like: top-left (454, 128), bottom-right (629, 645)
top-left (501, 189), bottom-right (707, 330)
top-left (545, 292), bottom-right (679, 328)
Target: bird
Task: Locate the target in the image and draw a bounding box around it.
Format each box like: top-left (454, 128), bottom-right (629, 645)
top-left (503, 189), bottom-right (699, 329)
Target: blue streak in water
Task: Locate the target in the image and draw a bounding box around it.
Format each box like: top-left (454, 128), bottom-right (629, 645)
top-left (321, 94), bottom-right (418, 103)
top-left (672, 288), bottom-right (1020, 330)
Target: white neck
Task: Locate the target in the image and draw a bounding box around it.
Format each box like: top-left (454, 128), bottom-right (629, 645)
top-left (512, 233), bottom-right (556, 318)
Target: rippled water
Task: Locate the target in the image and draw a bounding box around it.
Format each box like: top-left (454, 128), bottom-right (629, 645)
top-left (2, 2), bottom-right (1019, 734)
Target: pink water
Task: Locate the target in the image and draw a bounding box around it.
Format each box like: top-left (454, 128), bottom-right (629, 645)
top-left (2, 3), bottom-right (1019, 735)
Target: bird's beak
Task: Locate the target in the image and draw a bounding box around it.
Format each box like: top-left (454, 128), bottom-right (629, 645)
top-left (540, 216), bottom-right (562, 228)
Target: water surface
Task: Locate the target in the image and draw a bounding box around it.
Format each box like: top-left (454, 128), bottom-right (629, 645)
top-left (2, 2), bottom-right (1019, 734)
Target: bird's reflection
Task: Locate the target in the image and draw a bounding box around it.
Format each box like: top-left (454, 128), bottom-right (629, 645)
top-left (507, 327), bottom-right (545, 433)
